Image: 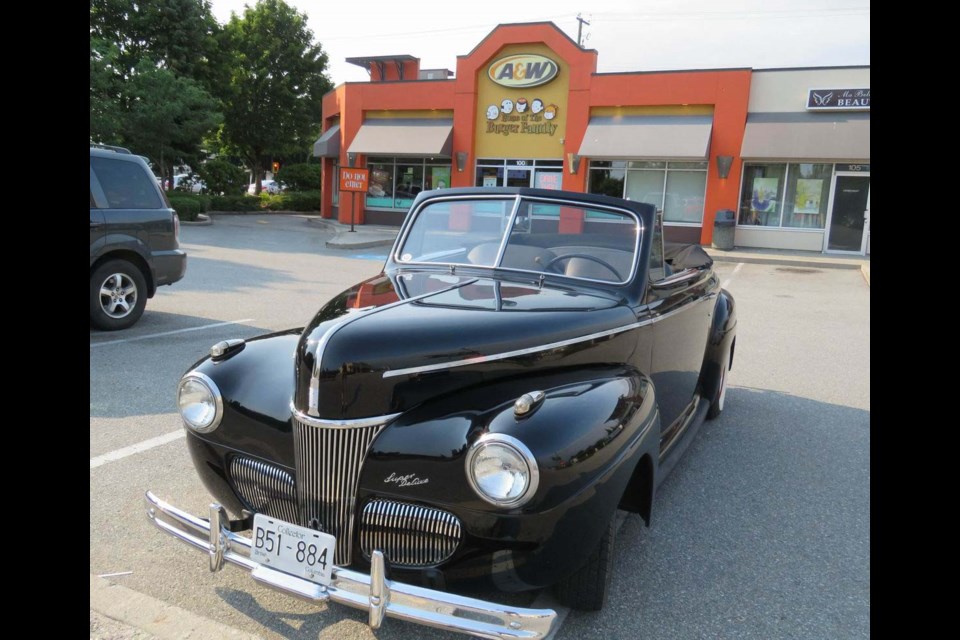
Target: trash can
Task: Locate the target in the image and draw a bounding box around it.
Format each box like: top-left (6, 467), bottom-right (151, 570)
top-left (712, 209), bottom-right (736, 251)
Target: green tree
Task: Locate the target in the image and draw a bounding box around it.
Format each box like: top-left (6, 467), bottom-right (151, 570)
top-left (90, 38), bottom-right (124, 143)
top-left (122, 61), bottom-right (222, 189)
top-left (275, 162), bottom-right (320, 191)
top-left (197, 158), bottom-right (248, 196)
top-left (220, 0), bottom-right (332, 194)
top-left (90, 0), bottom-right (226, 94)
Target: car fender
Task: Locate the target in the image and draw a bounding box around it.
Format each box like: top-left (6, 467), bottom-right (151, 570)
top-left (185, 330), bottom-right (303, 466)
top-left (697, 288), bottom-right (737, 401)
top-left (358, 367), bottom-right (659, 574)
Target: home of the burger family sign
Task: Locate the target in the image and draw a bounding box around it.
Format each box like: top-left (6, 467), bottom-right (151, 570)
top-left (485, 54), bottom-right (561, 138)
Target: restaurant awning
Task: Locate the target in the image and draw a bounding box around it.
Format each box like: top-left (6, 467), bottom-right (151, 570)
top-left (740, 112), bottom-right (870, 160)
top-left (312, 124), bottom-right (340, 158)
top-left (347, 119), bottom-right (453, 157)
top-left (578, 115), bottom-right (713, 159)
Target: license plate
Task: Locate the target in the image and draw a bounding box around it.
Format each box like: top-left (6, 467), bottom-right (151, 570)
top-left (250, 514), bottom-right (336, 585)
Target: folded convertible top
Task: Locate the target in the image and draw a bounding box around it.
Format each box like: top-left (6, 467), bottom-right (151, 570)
top-left (664, 242), bottom-right (713, 270)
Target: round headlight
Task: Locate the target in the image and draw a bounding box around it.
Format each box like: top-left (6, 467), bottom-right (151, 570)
top-left (177, 372), bottom-right (222, 433)
top-left (466, 434), bottom-right (539, 507)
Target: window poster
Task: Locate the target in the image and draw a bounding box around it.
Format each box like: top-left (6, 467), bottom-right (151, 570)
top-left (483, 175), bottom-right (499, 187)
top-left (794, 179), bottom-right (823, 214)
top-left (431, 167), bottom-right (450, 190)
top-left (751, 177), bottom-right (779, 214)
top-left (535, 171), bottom-right (562, 190)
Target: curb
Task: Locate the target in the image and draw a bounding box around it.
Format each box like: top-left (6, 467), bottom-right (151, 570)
top-left (325, 235), bottom-right (396, 250)
top-left (707, 252), bottom-right (862, 270)
top-left (90, 575), bottom-right (259, 639)
top-left (180, 213), bottom-right (212, 226)
top-left (861, 264), bottom-right (870, 286)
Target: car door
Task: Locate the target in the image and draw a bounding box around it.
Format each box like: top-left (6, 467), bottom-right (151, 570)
top-left (645, 221), bottom-right (716, 448)
top-left (90, 167), bottom-right (106, 263)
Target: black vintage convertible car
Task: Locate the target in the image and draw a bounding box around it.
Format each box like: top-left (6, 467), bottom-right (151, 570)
top-left (147, 187), bottom-right (736, 639)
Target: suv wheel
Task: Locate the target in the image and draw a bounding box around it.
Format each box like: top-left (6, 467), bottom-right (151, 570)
top-left (90, 259), bottom-right (148, 331)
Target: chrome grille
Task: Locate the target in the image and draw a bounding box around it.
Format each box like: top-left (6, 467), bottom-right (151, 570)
top-left (359, 498), bottom-right (462, 567)
top-left (229, 456), bottom-right (298, 525)
top-left (293, 418), bottom-right (385, 566)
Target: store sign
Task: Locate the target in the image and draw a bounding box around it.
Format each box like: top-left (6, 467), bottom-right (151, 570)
top-left (488, 54), bottom-right (558, 88)
top-left (806, 88), bottom-right (870, 111)
top-left (339, 168), bottom-right (369, 192)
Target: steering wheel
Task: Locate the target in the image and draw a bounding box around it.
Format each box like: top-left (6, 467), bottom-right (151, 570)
top-left (542, 253), bottom-right (623, 281)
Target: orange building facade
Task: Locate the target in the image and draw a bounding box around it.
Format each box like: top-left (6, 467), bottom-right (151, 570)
top-left (315, 22), bottom-right (869, 252)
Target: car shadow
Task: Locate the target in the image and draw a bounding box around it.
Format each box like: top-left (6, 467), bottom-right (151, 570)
top-left (562, 385), bottom-right (870, 639)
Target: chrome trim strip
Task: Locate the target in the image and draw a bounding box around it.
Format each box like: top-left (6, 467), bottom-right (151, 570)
top-left (381, 292), bottom-right (711, 380)
top-left (146, 491), bottom-right (557, 639)
top-left (493, 196), bottom-right (524, 267)
top-left (308, 280), bottom-right (477, 416)
top-left (465, 433), bottom-right (540, 508)
top-left (383, 319), bottom-right (651, 378)
top-left (292, 406), bottom-right (401, 430)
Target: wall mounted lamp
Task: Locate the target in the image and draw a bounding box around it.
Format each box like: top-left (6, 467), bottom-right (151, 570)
top-left (456, 151), bottom-right (469, 172)
top-left (716, 155), bottom-right (733, 179)
top-left (347, 152), bottom-right (357, 168)
top-left (568, 153), bottom-right (581, 175)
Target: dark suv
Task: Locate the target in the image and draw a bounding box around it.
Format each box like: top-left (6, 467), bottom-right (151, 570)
top-left (90, 146), bottom-right (187, 330)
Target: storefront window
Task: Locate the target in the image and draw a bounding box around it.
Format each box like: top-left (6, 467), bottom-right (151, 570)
top-left (738, 163), bottom-right (785, 226)
top-left (664, 169), bottom-right (707, 224)
top-left (365, 157), bottom-right (452, 209)
top-left (738, 163), bottom-right (833, 229)
top-left (783, 163), bottom-right (833, 229)
top-left (589, 160), bottom-right (707, 224)
top-left (587, 161), bottom-right (625, 198)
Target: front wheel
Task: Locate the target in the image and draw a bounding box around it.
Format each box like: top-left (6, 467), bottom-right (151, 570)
top-left (90, 259), bottom-right (148, 331)
top-left (554, 514), bottom-right (616, 611)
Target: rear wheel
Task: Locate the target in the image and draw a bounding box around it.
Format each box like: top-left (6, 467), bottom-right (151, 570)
top-left (707, 344), bottom-right (732, 420)
top-left (554, 514), bottom-right (616, 611)
top-left (90, 259), bottom-right (147, 331)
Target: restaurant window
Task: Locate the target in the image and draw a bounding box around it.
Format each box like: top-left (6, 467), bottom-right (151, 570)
top-left (589, 160), bottom-right (708, 225)
top-left (738, 163), bottom-right (833, 229)
top-left (365, 157), bottom-right (452, 210)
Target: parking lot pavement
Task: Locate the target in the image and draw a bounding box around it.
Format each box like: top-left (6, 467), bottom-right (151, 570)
top-left (91, 216), bottom-right (869, 640)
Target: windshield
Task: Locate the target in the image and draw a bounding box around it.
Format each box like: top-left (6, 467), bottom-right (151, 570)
top-left (396, 196), bottom-right (640, 284)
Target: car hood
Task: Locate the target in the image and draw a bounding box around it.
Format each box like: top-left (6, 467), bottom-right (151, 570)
top-left (294, 271), bottom-right (639, 419)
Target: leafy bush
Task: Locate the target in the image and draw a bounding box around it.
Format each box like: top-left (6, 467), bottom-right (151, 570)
top-left (276, 163), bottom-right (320, 192)
top-left (167, 193), bottom-right (210, 221)
top-left (261, 190), bottom-right (321, 211)
top-left (197, 159), bottom-right (247, 196)
top-left (209, 194), bottom-right (261, 211)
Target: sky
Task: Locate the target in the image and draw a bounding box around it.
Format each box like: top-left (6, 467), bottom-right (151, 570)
top-left (208, 0), bottom-right (870, 87)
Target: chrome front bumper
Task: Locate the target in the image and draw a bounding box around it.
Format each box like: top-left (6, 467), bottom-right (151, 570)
top-left (145, 491), bottom-right (557, 639)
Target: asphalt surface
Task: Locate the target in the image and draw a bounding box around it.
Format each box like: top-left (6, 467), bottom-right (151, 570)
top-left (90, 214), bottom-right (870, 639)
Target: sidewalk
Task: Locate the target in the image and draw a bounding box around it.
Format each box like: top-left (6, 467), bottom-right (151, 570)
top-left (306, 216), bottom-right (870, 283)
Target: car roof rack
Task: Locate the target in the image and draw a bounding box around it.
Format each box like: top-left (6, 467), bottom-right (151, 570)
top-left (91, 143), bottom-right (132, 154)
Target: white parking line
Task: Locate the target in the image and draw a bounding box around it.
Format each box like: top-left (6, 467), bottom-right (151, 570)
top-left (90, 319), bottom-right (255, 348)
top-left (722, 262), bottom-right (744, 289)
top-left (90, 430), bottom-right (184, 469)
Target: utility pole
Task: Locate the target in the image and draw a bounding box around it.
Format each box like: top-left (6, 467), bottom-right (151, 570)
top-left (576, 13), bottom-right (591, 47)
